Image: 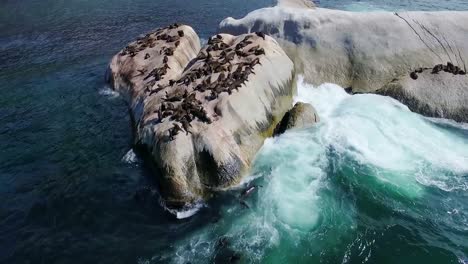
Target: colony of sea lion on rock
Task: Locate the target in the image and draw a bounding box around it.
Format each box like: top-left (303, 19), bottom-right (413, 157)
top-left (138, 30), bottom-right (269, 141)
top-left (409, 61), bottom-right (466, 80)
top-left (108, 22), bottom-right (295, 205)
top-left (117, 23), bottom-right (184, 96)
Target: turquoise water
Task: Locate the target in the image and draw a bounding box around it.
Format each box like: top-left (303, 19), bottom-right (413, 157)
top-left (151, 78), bottom-right (468, 263)
top-left (1, 0), bottom-right (467, 263)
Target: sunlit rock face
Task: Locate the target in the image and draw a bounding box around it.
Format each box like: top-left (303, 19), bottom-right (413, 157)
top-left (107, 24), bottom-right (294, 207)
top-left (218, 3), bottom-right (468, 93)
top-left (219, 2), bottom-right (468, 123)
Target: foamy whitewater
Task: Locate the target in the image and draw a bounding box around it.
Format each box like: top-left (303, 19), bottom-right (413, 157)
top-left (147, 76), bottom-right (468, 263)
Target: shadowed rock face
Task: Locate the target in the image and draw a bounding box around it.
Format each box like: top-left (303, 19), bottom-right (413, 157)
top-left (107, 24), bottom-right (294, 207)
top-left (273, 102), bottom-right (319, 136)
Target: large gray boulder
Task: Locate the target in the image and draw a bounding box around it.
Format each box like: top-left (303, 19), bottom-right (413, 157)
top-left (107, 24), bottom-right (294, 207)
top-left (218, 4), bottom-right (468, 93)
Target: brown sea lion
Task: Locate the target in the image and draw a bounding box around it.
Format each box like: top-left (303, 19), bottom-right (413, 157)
top-left (255, 32), bottom-right (266, 40)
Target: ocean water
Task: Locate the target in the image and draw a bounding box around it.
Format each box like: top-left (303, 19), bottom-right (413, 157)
top-left (0, 0), bottom-right (467, 263)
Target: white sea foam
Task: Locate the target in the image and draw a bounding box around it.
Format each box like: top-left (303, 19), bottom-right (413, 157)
top-left (173, 202), bottom-right (205, 219)
top-left (122, 149), bottom-right (139, 164)
top-left (99, 85), bottom-right (120, 98)
top-left (150, 75), bottom-right (468, 263)
top-left (294, 76), bottom-right (468, 194)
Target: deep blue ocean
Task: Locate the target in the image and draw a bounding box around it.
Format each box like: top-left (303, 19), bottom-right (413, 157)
top-left (1, 0), bottom-right (467, 263)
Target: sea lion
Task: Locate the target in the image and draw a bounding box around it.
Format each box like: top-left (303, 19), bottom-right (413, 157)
top-left (431, 64), bottom-right (443, 74)
top-left (148, 85), bottom-right (165, 96)
top-left (197, 52), bottom-right (207, 60)
top-left (174, 40), bottom-right (180, 47)
top-left (165, 47), bottom-right (174, 56)
top-left (169, 124), bottom-right (182, 141)
top-left (248, 45), bottom-right (259, 53)
top-left (169, 123), bottom-right (182, 141)
top-left (168, 23), bottom-right (180, 29)
top-left (164, 94), bottom-right (183, 102)
top-left (447, 62), bottom-right (455, 73)
top-left (235, 43), bottom-right (246, 50)
top-left (255, 32), bottom-right (266, 40)
top-left (254, 48), bottom-right (265, 56)
top-left (410, 71), bottom-right (418, 80)
top-left (186, 92), bottom-right (196, 102)
top-left (181, 119), bottom-right (192, 135)
top-left (136, 69), bottom-right (146, 75)
top-left (250, 58), bottom-right (262, 66)
top-left (235, 50), bottom-right (248, 57)
top-left (217, 72), bottom-right (226, 82)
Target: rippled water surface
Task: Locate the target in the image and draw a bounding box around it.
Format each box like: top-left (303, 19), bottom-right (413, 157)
top-left (1, 0), bottom-right (467, 263)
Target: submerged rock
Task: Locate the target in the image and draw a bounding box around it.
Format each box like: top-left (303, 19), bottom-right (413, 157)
top-left (377, 70), bottom-right (468, 122)
top-left (273, 102), bottom-right (319, 136)
top-left (107, 24), bottom-right (294, 207)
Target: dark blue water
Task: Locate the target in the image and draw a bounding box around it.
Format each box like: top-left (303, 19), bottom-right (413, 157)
top-left (0, 0), bottom-right (467, 263)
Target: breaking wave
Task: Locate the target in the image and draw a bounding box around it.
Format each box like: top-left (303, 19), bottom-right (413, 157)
top-left (148, 76), bottom-right (468, 263)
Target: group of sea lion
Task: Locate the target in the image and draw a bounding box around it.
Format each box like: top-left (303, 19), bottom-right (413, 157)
top-left (120, 23), bottom-right (181, 58)
top-left (158, 90), bottom-right (212, 140)
top-left (191, 32), bottom-right (266, 101)
top-left (119, 23), bottom-right (184, 95)
top-left (431, 61), bottom-right (466, 75)
top-left (141, 24), bottom-right (185, 92)
top-left (410, 61), bottom-right (466, 80)
top-left (140, 30), bottom-right (268, 141)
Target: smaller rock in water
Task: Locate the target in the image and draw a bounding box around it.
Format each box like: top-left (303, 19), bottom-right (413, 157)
top-left (273, 102), bottom-right (319, 136)
top-left (410, 71), bottom-right (418, 80)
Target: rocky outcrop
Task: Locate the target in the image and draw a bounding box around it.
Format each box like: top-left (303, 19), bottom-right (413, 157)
top-left (273, 102), bottom-right (319, 136)
top-left (107, 24), bottom-right (294, 207)
top-left (377, 69), bottom-right (468, 122)
top-left (219, 4), bottom-right (468, 93)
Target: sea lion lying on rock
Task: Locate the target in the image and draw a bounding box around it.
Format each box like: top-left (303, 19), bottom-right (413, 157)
top-left (378, 69), bottom-right (468, 122)
top-left (107, 25), bottom-right (294, 208)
